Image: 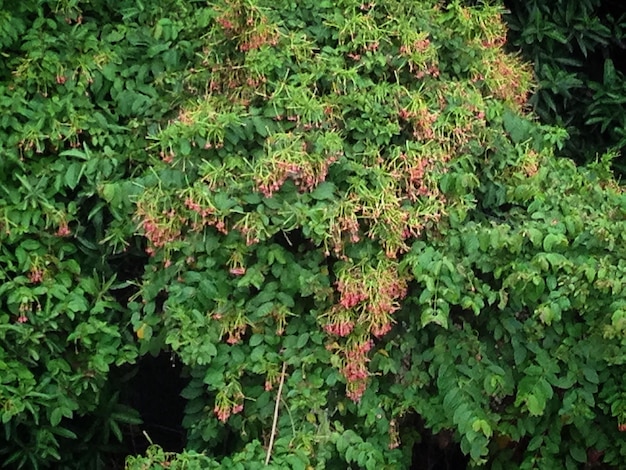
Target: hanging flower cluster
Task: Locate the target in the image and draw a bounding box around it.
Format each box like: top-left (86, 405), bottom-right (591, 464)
top-left (341, 338), bottom-right (373, 402)
top-left (321, 261), bottom-right (409, 401)
top-left (254, 133), bottom-right (341, 198)
top-left (213, 381), bottom-right (245, 422)
top-left (135, 206), bottom-right (182, 256)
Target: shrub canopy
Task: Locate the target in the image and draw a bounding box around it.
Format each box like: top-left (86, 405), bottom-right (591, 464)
top-left (1, 1), bottom-right (626, 469)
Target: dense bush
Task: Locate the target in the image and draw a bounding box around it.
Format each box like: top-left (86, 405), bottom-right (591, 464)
top-left (1, 1), bottom-right (626, 469)
top-left (503, 0), bottom-right (626, 172)
top-left (0, 0), bottom-right (207, 467)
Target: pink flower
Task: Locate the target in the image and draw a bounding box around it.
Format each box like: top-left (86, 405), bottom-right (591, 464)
top-left (214, 405), bottom-right (230, 422)
top-left (229, 266), bottom-right (246, 276)
top-left (232, 403), bottom-right (244, 414)
top-left (28, 269), bottom-right (44, 284)
top-left (56, 223), bottom-right (71, 237)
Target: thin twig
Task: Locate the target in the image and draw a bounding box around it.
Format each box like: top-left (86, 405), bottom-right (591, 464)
top-left (265, 361), bottom-right (287, 466)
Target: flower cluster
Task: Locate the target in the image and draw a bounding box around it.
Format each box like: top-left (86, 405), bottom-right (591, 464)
top-left (264, 367), bottom-right (280, 391)
top-left (213, 384), bottom-right (245, 422)
top-left (482, 54), bottom-right (531, 109)
top-left (392, 153), bottom-right (435, 202)
top-left (159, 150), bottom-right (175, 164)
top-left (336, 277), bottom-right (368, 310)
top-left (341, 339), bottom-right (372, 402)
top-left (183, 195), bottom-right (228, 234)
top-left (322, 262), bottom-right (409, 398)
top-left (56, 222), bottom-right (71, 237)
top-left (227, 252), bottom-right (246, 277)
top-left (214, 301), bottom-right (249, 345)
top-left (255, 153), bottom-right (339, 198)
top-left (399, 37), bottom-right (440, 79)
top-left (226, 323), bottom-right (246, 344)
top-left (136, 203), bottom-right (182, 255)
top-left (28, 266), bottom-right (44, 284)
top-left (322, 306), bottom-right (355, 337)
top-left (239, 23), bottom-right (279, 52)
top-left (413, 107), bottom-right (438, 140)
top-left (16, 300), bottom-right (38, 324)
top-left (215, 4), bottom-right (278, 52)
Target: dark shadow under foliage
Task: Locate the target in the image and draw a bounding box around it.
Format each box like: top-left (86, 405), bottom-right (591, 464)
top-left (125, 353), bottom-right (188, 455)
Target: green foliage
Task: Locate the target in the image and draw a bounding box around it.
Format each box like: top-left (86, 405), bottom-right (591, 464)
top-left (0, 0), bottom-right (209, 467)
top-left (504, 0), bottom-right (626, 172)
top-left (2, 0), bottom-right (626, 469)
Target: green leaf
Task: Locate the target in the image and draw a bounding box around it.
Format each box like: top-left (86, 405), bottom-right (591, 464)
top-left (543, 233), bottom-right (567, 252)
top-left (50, 426), bottom-right (78, 440)
top-left (297, 332), bottom-right (310, 348)
top-left (569, 445), bottom-right (587, 463)
top-left (180, 385), bottom-right (204, 400)
top-left (249, 334), bottom-right (264, 347)
top-left (110, 419), bottom-right (123, 442)
top-left (420, 307), bottom-right (448, 328)
top-left (62, 160), bottom-right (82, 190)
top-left (582, 367), bottom-right (599, 384)
top-left (59, 148), bottom-right (89, 160)
top-left (503, 110), bottom-right (532, 143)
top-left (50, 408), bottom-right (63, 427)
top-left (203, 368), bottom-right (224, 387)
top-left (310, 182), bottom-right (336, 200)
top-left (525, 394), bottom-right (543, 416)
top-left (250, 346), bottom-right (265, 362)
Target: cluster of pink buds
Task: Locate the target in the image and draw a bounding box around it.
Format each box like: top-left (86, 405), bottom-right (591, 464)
top-left (485, 56), bottom-right (529, 107)
top-left (56, 222), bottom-right (71, 237)
top-left (398, 154), bottom-right (433, 201)
top-left (369, 311), bottom-right (393, 338)
top-left (239, 30), bottom-right (279, 52)
top-left (216, 14), bottom-right (236, 34)
top-left (482, 35), bottom-right (506, 48)
top-left (214, 390), bottom-right (245, 422)
top-left (245, 75), bottom-right (267, 88)
top-left (324, 320), bottom-right (355, 337)
top-left (226, 323), bottom-right (247, 345)
top-left (400, 38), bottom-right (431, 55)
top-left (216, 302), bottom-right (249, 345)
top-left (342, 340), bottom-right (373, 402)
top-left (323, 307), bottom-right (355, 337)
top-left (411, 108), bottom-right (438, 140)
top-left (137, 205), bottom-right (180, 255)
top-left (256, 178), bottom-right (284, 198)
top-left (229, 266), bottom-right (246, 276)
top-left (203, 140), bottom-right (224, 150)
top-left (336, 278), bottom-right (368, 309)
top-left (264, 368), bottom-right (280, 391)
top-left (184, 196), bottom-right (213, 218)
top-left (227, 252), bottom-right (246, 277)
top-left (415, 64), bottom-right (440, 79)
top-left (340, 214), bottom-right (361, 244)
top-left (28, 267), bottom-right (44, 284)
top-left (160, 151), bottom-right (174, 164)
top-left (182, 195), bottom-right (229, 235)
top-left (16, 301), bottom-right (32, 324)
